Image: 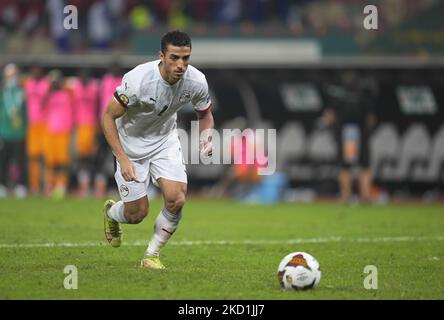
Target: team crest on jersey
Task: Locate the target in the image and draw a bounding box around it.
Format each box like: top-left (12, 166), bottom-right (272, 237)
top-left (119, 184), bottom-right (129, 197)
top-left (119, 94), bottom-right (129, 106)
top-left (179, 90), bottom-right (191, 103)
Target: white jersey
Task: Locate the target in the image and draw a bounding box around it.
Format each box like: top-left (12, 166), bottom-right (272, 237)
top-left (114, 60), bottom-right (211, 160)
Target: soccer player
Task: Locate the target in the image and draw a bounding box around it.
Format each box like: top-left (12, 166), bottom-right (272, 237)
top-left (102, 30), bottom-right (214, 269)
top-left (321, 71), bottom-right (378, 203)
top-left (44, 70), bottom-right (74, 198)
top-left (72, 69), bottom-right (99, 197)
top-left (92, 63), bottom-right (122, 198)
top-left (24, 66), bottom-right (50, 196)
top-left (0, 64), bottom-right (27, 198)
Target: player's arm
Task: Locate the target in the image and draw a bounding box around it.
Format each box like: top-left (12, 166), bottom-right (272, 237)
top-left (196, 107), bottom-right (214, 134)
top-left (196, 107), bottom-right (214, 157)
top-left (102, 97), bottom-right (139, 182)
top-left (193, 79), bottom-right (214, 157)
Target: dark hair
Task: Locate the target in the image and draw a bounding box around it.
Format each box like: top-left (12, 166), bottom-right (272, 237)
top-left (161, 30), bottom-right (192, 53)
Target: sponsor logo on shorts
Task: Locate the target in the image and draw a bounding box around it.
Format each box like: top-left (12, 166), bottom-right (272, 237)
top-left (119, 184), bottom-right (129, 197)
top-left (179, 90), bottom-right (191, 103)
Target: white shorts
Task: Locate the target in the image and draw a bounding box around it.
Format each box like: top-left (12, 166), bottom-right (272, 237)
top-left (114, 134), bottom-right (187, 202)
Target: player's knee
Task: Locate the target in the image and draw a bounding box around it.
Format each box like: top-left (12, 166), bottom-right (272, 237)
top-left (125, 204), bottom-right (149, 224)
top-left (165, 194), bottom-right (185, 214)
top-left (127, 210), bottom-right (148, 224)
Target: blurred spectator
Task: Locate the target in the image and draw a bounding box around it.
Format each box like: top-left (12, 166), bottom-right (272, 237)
top-left (0, 63), bottom-right (27, 198)
top-left (213, 0), bottom-right (242, 25)
top-left (188, 0), bottom-right (212, 23)
top-left (153, 0), bottom-right (175, 23)
top-left (321, 71), bottom-right (378, 203)
top-left (43, 69), bottom-right (73, 198)
top-left (242, 0), bottom-right (266, 25)
top-left (212, 118), bottom-right (267, 199)
top-left (24, 65), bottom-right (50, 195)
top-left (0, 0), bottom-right (20, 32)
top-left (167, 1), bottom-right (190, 29)
top-left (92, 62), bottom-right (122, 198)
top-left (67, 0), bottom-right (95, 49)
top-left (230, 127), bottom-right (266, 198)
top-left (87, 0), bottom-right (113, 50)
top-left (72, 68), bottom-right (99, 197)
top-left (47, 0), bottom-right (70, 52)
top-left (129, 4), bottom-right (154, 31)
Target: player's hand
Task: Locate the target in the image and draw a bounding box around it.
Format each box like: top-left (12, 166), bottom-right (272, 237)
top-left (119, 157), bottom-right (139, 182)
top-left (199, 137), bottom-right (213, 158)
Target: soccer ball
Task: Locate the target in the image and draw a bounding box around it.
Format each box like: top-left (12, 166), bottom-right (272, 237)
top-left (277, 252), bottom-right (321, 290)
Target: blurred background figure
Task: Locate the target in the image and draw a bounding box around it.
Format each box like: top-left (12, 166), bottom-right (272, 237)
top-left (0, 63), bottom-right (27, 198)
top-left (92, 62), bottom-right (122, 198)
top-left (44, 69), bottom-right (73, 199)
top-left (47, 0), bottom-right (70, 52)
top-left (227, 127), bottom-right (264, 199)
top-left (321, 71), bottom-right (378, 204)
top-left (72, 68), bottom-right (98, 197)
top-left (24, 65), bottom-right (50, 196)
top-left (87, 0), bottom-right (113, 51)
top-left (212, 117), bottom-right (266, 199)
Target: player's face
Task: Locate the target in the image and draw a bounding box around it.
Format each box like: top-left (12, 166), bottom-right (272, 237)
top-left (159, 45), bottom-right (191, 84)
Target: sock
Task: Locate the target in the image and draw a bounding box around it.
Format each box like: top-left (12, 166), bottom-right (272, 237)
top-left (107, 200), bottom-right (128, 223)
top-left (145, 208), bottom-right (182, 257)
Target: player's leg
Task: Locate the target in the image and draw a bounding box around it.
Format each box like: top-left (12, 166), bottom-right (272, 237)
top-left (0, 141), bottom-right (13, 197)
top-left (104, 159), bottom-right (150, 247)
top-left (142, 134), bottom-right (187, 269)
top-left (104, 196), bottom-right (149, 247)
top-left (12, 139), bottom-right (27, 198)
top-left (339, 169), bottom-right (352, 202)
top-left (27, 123), bottom-right (43, 195)
top-left (338, 123), bottom-right (356, 202)
top-left (52, 133), bottom-right (71, 199)
top-left (76, 125), bottom-right (96, 197)
top-left (44, 132), bottom-right (56, 196)
top-left (358, 127), bottom-right (372, 202)
top-left (106, 196), bottom-right (149, 224)
top-left (358, 169), bottom-right (372, 202)
top-left (142, 178), bottom-right (186, 269)
top-left (93, 133), bottom-right (109, 198)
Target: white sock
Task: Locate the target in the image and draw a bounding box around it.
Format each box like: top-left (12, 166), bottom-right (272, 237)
top-left (107, 200), bottom-right (128, 223)
top-left (145, 208), bottom-right (182, 257)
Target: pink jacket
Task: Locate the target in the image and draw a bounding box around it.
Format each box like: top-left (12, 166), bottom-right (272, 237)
top-left (100, 73), bottom-right (121, 116)
top-left (45, 89), bottom-right (74, 133)
top-left (73, 78), bottom-right (99, 126)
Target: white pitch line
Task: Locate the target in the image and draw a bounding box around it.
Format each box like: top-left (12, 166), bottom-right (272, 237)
top-left (0, 236), bottom-right (443, 249)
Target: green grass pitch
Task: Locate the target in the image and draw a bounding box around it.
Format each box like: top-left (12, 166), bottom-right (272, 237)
top-left (0, 197), bottom-right (443, 300)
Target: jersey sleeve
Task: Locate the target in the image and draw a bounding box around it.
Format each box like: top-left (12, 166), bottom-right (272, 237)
top-left (114, 72), bottom-right (138, 108)
top-left (192, 80), bottom-right (212, 112)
